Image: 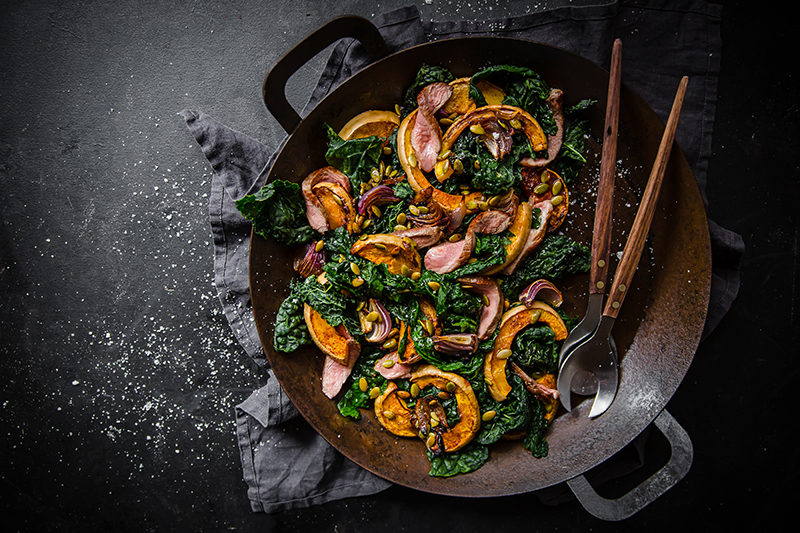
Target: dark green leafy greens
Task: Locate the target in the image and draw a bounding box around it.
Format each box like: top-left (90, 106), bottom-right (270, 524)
top-left (324, 124), bottom-right (384, 192)
top-left (236, 179), bottom-right (318, 246)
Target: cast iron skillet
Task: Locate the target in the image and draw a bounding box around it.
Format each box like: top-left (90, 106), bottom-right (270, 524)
top-left (249, 16), bottom-right (711, 520)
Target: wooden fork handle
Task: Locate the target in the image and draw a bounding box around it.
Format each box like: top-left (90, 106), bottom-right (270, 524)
top-left (590, 38), bottom-right (622, 295)
top-left (604, 76), bottom-right (689, 318)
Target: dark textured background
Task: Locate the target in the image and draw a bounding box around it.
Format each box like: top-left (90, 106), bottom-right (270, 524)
top-left (1, 0), bottom-right (796, 531)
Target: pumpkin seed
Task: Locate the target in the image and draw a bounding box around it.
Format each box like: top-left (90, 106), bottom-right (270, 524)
top-left (389, 168), bottom-right (399, 177)
top-left (437, 391), bottom-right (450, 400)
top-left (473, 160), bottom-right (481, 170)
top-left (369, 386), bottom-right (381, 399)
top-left (350, 262), bottom-right (361, 275)
top-left (453, 158), bottom-right (464, 174)
top-left (408, 204), bottom-right (420, 216)
top-left (417, 205), bottom-right (429, 215)
top-left (551, 194), bottom-right (564, 206)
top-left (352, 277), bottom-right (365, 287)
top-left (437, 150), bottom-right (452, 160)
top-left (373, 242), bottom-right (387, 251)
top-left (381, 359), bottom-right (395, 368)
top-left (361, 218), bottom-right (372, 230)
top-left (448, 233), bottom-right (462, 242)
top-left (410, 383), bottom-right (420, 398)
top-left (395, 104), bottom-right (402, 115)
top-left (400, 265), bottom-right (411, 277)
top-left (530, 310), bottom-right (542, 322)
top-left (356, 300), bottom-right (366, 311)
top-left (469, 124), bottom-right (486, 135)
top-left (488, 195), bottom-right (501, 206)
top-left (379, 161), bottom-right (385, 176)
top-left (408, 152), bottom-right (418, 167)
top-left (466, 200), bottom-right (478, 210)
top-left (534, 182), bottom-right (551, 195)
top-left (370, 168), bottom-right (381, 181)
top-left (482, 410), bottom-right (497, 422)
top-left (382, 338), bottom-right (397, 350)
top-left (382, 146), bottom-right (393, 156)
top-left (541, 169), bottom-right (551, 183)
top-left (478, 200), bottom-right (489, 211)
top-left (509, 118), bottom-right (522, 129)
top-left (439, 117), bottom-right (454, 126)
top-left (383, 411), bottom-right (396, 420)
top-left (397, 390), bottom-right (411, 399)
top-left (427, 281), bottom-right (441, 291)
top-left (551, 180), bottom-right (563, 195)
top-left (314, 240), bottom-right (325, 252)
top-left (359, 377), bottom-right (368, 392)
top-left (410, 271), bottom-right (421, 281)
top-left (371, 205), bottom-right (382, 218)
top-left (389, 327), bottom-right (399, 338)
top-left (445, 382), bottom-right (456, 393)
top-left (482, 294), bottom-right (490, 307)
top-left (430, 413), bottom-right (440, 425)
top-left (426, 433), bottom-right (437, 448)
top-left (396, 213), bottom-right (407, 225)
top-left (496, 348), bottom-right (513, 360)
top-left (394, 224), bottom-right (408, 231)
top-left (332, 194), bottom-right (343, 206)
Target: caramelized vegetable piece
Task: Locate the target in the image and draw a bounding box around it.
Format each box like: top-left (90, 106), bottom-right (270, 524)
top-left (338, 110), bottom-right (400, 140)
top-left (484, 301), bottom-right (567, 402)
top-left (520, 168), bottom-right (569, 233)
top-left (374, 381), bottom-right (417, 437)
top-left (396, 110), bottom-right (466, 215)
top-left (435, 105), bottom-right (548, 182)
top-left (411, 365), bottom-right (481, 452)
top-left (350, 234), bottom-right (422, 276)
top-left (481, 201), bottom-right (533, 275)
top-left (304, 303), bottom-right (360, 366)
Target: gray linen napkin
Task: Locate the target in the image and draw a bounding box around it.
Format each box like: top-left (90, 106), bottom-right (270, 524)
top-left (182, 0), bottom-right (742, 514)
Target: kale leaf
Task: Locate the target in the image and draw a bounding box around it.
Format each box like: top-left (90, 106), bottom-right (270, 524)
top-left (427, 441), bottom-right (490, 477)
top-left (512, 323), bottom-right (559, 374)
top-left (236, 179), bottom-right (318, 246)
top-left (324, 124), bottom-right (384, 192)
top-left (273, 280), bottom-right (312, 353)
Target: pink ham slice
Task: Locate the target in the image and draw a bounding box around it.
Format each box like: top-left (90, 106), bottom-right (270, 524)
top-left (500, 200), bottom-right (553, 276)
top-left (374, 351), bottom-right (413, 380)
top-left (457, 276), bottom-right (503, 340)
top-left (410, 82), bottom-right (453, 173)
top-left (301, 166), bottom-right (351, 233)
top-left (423, 210), bottom-right (511, 274)
top-left (391, 226), bottom-right (444, 249)
top-left (520, 88), bottom-right (564, 170)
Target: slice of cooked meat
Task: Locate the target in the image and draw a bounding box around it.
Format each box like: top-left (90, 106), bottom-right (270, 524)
top-left (520, 88), bottom-right (564, 169)
top-left (392, 226), bottom-right (445, 249)
top-left (301, 166), bottom-right (352, 233)
top-left (457, 276), bottom-right (503, 340)
top-left (410, 82), bottom-right (453, 173)
top-left (499, 200), bottom-right (553, 275)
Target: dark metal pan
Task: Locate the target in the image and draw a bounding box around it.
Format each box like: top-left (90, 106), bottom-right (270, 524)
top-left (248, 15), bottom-right (710, 519)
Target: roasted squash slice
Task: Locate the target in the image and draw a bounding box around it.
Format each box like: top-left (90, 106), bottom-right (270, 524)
top-left (410, 365), bottom-right (481, 452)
top-left (396, 321), bottom-right (422, 364)
top-left (312, 180), bottom-right (359, 233)
top-left (440, 77), bottom-right (506, 117)
top-left (374, 381), bottom-right (417, 437)
top-left (537, 373), bottom-right (560, 423)
top-left (350, 233), bottom-right (422, 276)
top-left (484, 301), bottom-right (567, 402)
top-left (481, 201), bottom-right (533, 275)
top-left (396, 110), bottom-right (466, 215)
top-left (435, 105), bottom-right (548, 182)
top-left (303, 303), bottom-right (360, 365)
top-left (339, 110), bottom-right (400, 141)
top-left (520, 168), bottom-right (569, 233)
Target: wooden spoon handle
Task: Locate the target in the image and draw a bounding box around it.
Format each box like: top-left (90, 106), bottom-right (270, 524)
top-left (590, 38), bottom-right (622, 295)
top-left (604, 76), bottom-right (689, 318)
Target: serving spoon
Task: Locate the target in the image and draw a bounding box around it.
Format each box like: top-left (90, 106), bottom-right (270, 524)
top-left (558, 75), bottom-right (689, 418)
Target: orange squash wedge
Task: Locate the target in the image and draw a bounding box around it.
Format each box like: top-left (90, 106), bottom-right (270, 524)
top-left (410, 365), bottom-right (481, 452)
top-left (521, 168), bottom-right (569, 233)
top-left (339, 110), bottom-right (400, 141)
top-left (484, 301), bottom-right (567, 402)
top-left (303, 303), bottom-right (360, 366)
top-left (350, 233), bottom-right (422, 276)
top-left (435, 105), bottom-right (548, 182)
top-left (374, 381), bottom-right (417, 437)
top-left (481, 201), bottom-right (533, 275)
top-left (396, 110), bottom-right (466, 215)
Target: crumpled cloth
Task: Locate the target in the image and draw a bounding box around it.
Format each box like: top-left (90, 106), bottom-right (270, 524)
top-left (181, 0), bottom-right (743, 514)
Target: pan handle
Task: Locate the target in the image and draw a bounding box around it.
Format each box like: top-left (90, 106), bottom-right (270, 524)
top-left (263, 15), bottom-right (390, 134)
top-left (566, 409), bottom-right (694, 521)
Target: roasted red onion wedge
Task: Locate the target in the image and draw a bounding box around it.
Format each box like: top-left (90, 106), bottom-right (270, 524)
top-left (358, 298), bottom-right (393, 343)
top-left (431, 333), bottom-right (479, 355)
top-left (293, 242), bottom-right (326, 278)
top-left (519, 279), bottom-right (563, 308)
top-left (357, 184), bottom-right (400, 216)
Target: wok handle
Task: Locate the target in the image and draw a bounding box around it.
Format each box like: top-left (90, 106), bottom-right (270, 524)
top-left (566, 409), bottom-right (693, 521)
top-left (263, 15), bottom-right (390, 134)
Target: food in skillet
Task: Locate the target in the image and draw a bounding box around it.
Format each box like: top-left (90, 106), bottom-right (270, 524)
top-left (237, 64), bottom-right (594, 477)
